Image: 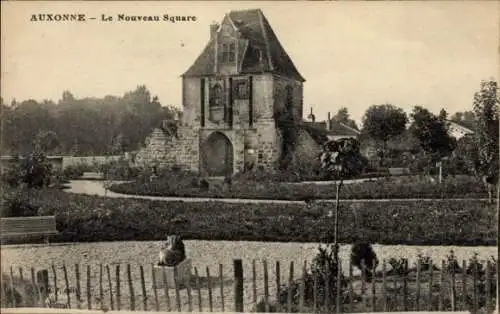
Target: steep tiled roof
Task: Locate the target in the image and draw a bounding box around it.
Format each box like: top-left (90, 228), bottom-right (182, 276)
top-left (183, 9), bottom-right (305, 82)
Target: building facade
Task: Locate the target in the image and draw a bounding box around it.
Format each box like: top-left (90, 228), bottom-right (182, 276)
top-left (135, 9), bottom-right (306, 176)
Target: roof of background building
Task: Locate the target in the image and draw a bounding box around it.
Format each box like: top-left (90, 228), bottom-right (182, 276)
top-left (183, 9), bottom-right (305, 82)
top-left (448, 119), bottom-right (475, 132)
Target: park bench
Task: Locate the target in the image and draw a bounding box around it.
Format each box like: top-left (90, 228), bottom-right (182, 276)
top-left (0, 215), bottom-right (58, 244)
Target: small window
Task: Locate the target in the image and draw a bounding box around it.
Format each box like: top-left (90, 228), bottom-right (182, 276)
top-left (229, 43), bottom-right (236, 62)
top-left (221, 42), bottom-right (236, 63)
top-left (233, 79), bottom-right (249, 99)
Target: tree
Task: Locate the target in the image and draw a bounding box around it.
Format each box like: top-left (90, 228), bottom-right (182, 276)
top-left (471, 80), bottom-right (499, 202)
top-left (361, 104), bottom-right (408, 166)
top-left (332, 107), bottom-right (358, 130)
top-left (320, 137), bottom-right (366, 265)
top-left (409, 106), bottom-right (456, 171)
top-left (33, 130), bottom-right (59, 153)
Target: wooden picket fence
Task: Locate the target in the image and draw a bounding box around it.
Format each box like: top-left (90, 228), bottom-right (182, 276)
top-left (1, 257), bottom-right (497, 313)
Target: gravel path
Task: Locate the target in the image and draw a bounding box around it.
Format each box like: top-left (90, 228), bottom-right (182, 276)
top-left (64, 180), bottom-right (489, 204)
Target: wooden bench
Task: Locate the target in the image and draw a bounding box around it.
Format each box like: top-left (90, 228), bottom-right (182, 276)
top-left (0, 216), bottom-right (58, 244)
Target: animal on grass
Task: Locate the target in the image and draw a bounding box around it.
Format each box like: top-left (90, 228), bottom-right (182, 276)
top-left (350, 242), bottom-right (379, 282)
top-left (158, 235), bottom-right (186, 267)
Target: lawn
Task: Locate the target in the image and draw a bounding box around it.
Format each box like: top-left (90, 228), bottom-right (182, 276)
top-left (108, 173), bottom-right (489, 201)
top-left (1, 187), bottom-right (496, 245)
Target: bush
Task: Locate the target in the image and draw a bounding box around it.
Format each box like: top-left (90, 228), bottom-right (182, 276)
top-left (62, 163), bottom-right (95, 179)
top-left (1, 189), bottom-right (39, 217)
top-left (2, 153), bottom-right (53, 189)
top-left (350, 243), bottom-right (378, 281)
top-left (99, 157), bottom-right (140, 180)
top-left (269, 244), bottom-right (347, 312)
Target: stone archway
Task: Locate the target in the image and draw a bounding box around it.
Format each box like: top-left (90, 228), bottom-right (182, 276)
top-left (201, 132), bottom-right (234, 177)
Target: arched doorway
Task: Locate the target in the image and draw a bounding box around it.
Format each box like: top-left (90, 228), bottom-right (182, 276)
top-left (201, 132), bottom-right (234, 177)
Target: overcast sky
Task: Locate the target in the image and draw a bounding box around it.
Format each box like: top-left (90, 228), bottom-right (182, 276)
top-left (2, 1), bottom-right (499, 124)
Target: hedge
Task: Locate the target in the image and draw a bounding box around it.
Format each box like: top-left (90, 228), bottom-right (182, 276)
top-left (2, 188), bottom-right (496, 246)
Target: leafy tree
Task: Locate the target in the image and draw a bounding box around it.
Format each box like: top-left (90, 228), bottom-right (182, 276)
top-left (471, 80), bottom-right (499, 202)
top-left (1, 85), bottom-right (179, 156)
top-left (361, 104), bottom-right (408, 166)
top-left (332, 107), bottom-right (358, 130)
top-left (409, 106), bottom-right (457, 166)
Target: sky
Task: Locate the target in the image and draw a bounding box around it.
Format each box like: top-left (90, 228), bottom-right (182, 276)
top-left (1, 1), bottom-right (499, 125)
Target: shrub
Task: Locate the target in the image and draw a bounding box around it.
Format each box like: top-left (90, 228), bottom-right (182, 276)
top-left (1, 189), bottom-right (39, 217)
top-left (2, 153), bottom-right (53, 189)
top-left (273, 244), bottom-right (347, 312)
top-left (62, 163), bottom-right (94, 179)
top-left (350, 243), bottom-right (378, 281)
top-left (446, 250), bottom-right (462, 274)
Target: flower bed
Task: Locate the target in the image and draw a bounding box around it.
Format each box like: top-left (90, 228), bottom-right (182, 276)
top-left (109, 173), bottom-right (488, 200)
top-left (1, 188), bottom-right (495, 245)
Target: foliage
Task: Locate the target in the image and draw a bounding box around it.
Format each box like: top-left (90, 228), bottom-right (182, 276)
top-left (332, 107), bottom-right (358, 130)
top-left (2, 152), bottom-right (54, 188)
top-left (361, 104), bottom-right (408, 166)
top-left (1, 188), bottom-right (39, 217)
top-left (4, 187), bottom-right (495, 245)
top-left (62, 163), bottom-right (91, 179)
top-left (409, 106), bottom-right (456, 164)
top-left (350, 243), bottom-right (378, 281)
top-left (387, 258), bottom-right (408, 276)
top-left (445, 250), bottom-right (462, 274)
top-left (98, 156), bottom-right (140, 180)
top-left (320, 138), bottom-right (367, 181)
top-left (471, 80), bottom-right (499, 188)
top-left (1, 86), bottom-right (181, 156)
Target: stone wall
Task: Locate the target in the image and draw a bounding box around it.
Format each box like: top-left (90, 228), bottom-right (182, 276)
top-left (134, 126), bottom-right (199, 172)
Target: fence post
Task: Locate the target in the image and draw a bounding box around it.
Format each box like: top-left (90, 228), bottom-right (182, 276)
top-left (234, 259), bottom-right (244, 312)
top-left (75, 264), bottom-right (81, 309)
top-left (9, 266), bottom-right (16, 308)
top-left (206, 267), bottom-right (213, 312)
top-left (86, 265), bottom-right (92, 310)
top-left (62, 265), bottom-right (71, 308)
top-left (275, 261), bottom-right (281, 311)
top-left (451, 261), bottom-right (456, 311)
top-left (139, 265), bottom-right (147, 311)
top-left (50, 265), bottom-right (57, 302)
top-left (263, 260), bottom-right (270, 312)
top-left (416, 258), bottom-right (421, 311)
top-left (486, 261), bottom-right (491, 313)
top-left (115, 264), bottom-right (121, 311)
top-left (382, 260), bottom-right (387, 312)
top-left (219, 264), bottom-right (225, 312)
top-left (428, 260), bottom-right (433, 311)
top-left (127, 264), bottom-right (135, 311)
top-left (106, 265), bottom-right (114, 311)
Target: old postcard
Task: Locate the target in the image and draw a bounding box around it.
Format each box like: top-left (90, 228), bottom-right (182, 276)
top-left (1, 1), bottom-right (498, 313)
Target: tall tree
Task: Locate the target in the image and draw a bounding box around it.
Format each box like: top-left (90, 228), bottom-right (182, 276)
top-left (361, 104), bottom-right (408, 166)
top-left (471, 80), bottom-right (499, 202)
top-left (409, 106), bottom-right (456, 165)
